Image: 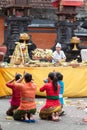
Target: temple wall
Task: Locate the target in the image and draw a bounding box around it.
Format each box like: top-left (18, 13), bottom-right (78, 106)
top-left (0, 16), bottom-right (4, 45)
top-left (28, 27), bottom-right (57, 49)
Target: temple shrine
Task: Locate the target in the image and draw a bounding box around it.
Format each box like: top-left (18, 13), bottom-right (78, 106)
top-left (53, 0), bottom-right (86, 61)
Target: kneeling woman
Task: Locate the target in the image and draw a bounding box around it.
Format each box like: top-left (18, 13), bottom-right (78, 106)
top-left (39, 72), bottom-right (61, 121)
top-left (13, 72), bottom-right (37, 122)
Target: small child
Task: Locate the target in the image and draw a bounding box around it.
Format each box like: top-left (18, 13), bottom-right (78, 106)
top-left (6, 73), bottom-right (22, 116)
top-left (56, 72), bottom-right (64, 106)
top-left (56, 72), bottom-right (65, 116)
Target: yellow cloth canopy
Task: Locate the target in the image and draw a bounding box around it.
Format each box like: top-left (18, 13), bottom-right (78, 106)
top-left (0, 66), bottom-right (87, 97)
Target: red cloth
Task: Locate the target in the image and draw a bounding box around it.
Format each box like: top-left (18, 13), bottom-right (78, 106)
top-left (6, 83), bottom-right (21, 106)
top-left (51, 0), bottom-right (83, 7)
top-left (40, 82), bottom-right (61, 110)
top-left (61, 0), bottom-right (84, 7)
top-left (51, 0), bottom-right (59, 7)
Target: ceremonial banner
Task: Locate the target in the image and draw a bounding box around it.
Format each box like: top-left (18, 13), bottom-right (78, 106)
top-left (61, 0), bottom-right (84, 6)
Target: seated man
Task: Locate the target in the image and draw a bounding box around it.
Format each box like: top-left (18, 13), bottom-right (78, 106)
top-left (52, 43), bottom-right (66, 64)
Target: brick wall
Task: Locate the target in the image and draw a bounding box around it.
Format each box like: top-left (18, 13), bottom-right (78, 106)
top-left (0, 17), bottom-right (4, 45)
top-left (28, 27), bottom-right (57, 49)
top-left (79, 36), bottom-right (87, 46)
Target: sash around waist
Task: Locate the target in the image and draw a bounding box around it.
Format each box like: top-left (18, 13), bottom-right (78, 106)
top-left (46, 96), bottom-right (59, 100)
top-left (21, 97), bottom-right (35, 102)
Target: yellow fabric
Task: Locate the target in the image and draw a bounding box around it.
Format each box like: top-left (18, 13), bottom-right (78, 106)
top-left (0, 66), bottom-right (87, 97)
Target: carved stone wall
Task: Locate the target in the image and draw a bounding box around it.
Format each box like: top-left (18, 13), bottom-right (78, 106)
top-left (29, 0), bottom-right (57, 20)
top-left (30, 8), bottom-right (57, 20)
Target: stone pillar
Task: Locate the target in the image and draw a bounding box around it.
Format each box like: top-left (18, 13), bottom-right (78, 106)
top-left (4, 16), bottom-right (31, 62)
top-left (0, 16), bottom-right (4, 45)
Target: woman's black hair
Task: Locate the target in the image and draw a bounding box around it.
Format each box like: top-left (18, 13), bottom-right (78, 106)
top-left (15, 74), bottom-right (22, 81)
top-left (56, 72), bottom-right (63, 81)
top-left (24, 73), bottom-right (32, 82)
top-left (48, 72), bottom-right (58, 91)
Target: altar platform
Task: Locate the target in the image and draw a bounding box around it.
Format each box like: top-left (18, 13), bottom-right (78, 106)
top-left (0, 66), bottom-right (87, 98)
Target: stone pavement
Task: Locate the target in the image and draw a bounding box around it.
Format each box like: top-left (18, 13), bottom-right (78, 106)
top-left (0, 97), bottom-right (87, 130)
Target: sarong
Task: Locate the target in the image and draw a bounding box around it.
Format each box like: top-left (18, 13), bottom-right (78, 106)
top-left (13, 109), bottom-right (36, 121)
top-left (39, 106), bottom-right (61, 120)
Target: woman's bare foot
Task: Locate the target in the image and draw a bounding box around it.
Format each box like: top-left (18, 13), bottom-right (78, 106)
top-left (52, 112), bottom-right (56, 120)
top-left (52, 112), bottom-right (61, 121)
top-left (55, 112), bottom-right (59, 120)
top-left (24, 113), bottom-right (29, 120)
top-left (52, 112), bottom-right (59, 121)
top-left (55, 112), bottom-right (61, 121)
top-left (30, 114), bottom-right (34, 120)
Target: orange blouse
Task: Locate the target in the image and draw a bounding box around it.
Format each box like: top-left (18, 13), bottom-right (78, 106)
top-left (14, 82), bottom-right (37, 110)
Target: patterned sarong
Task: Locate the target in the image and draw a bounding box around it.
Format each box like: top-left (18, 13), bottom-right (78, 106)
top-left (39, 106), bottom-right (61, 120)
